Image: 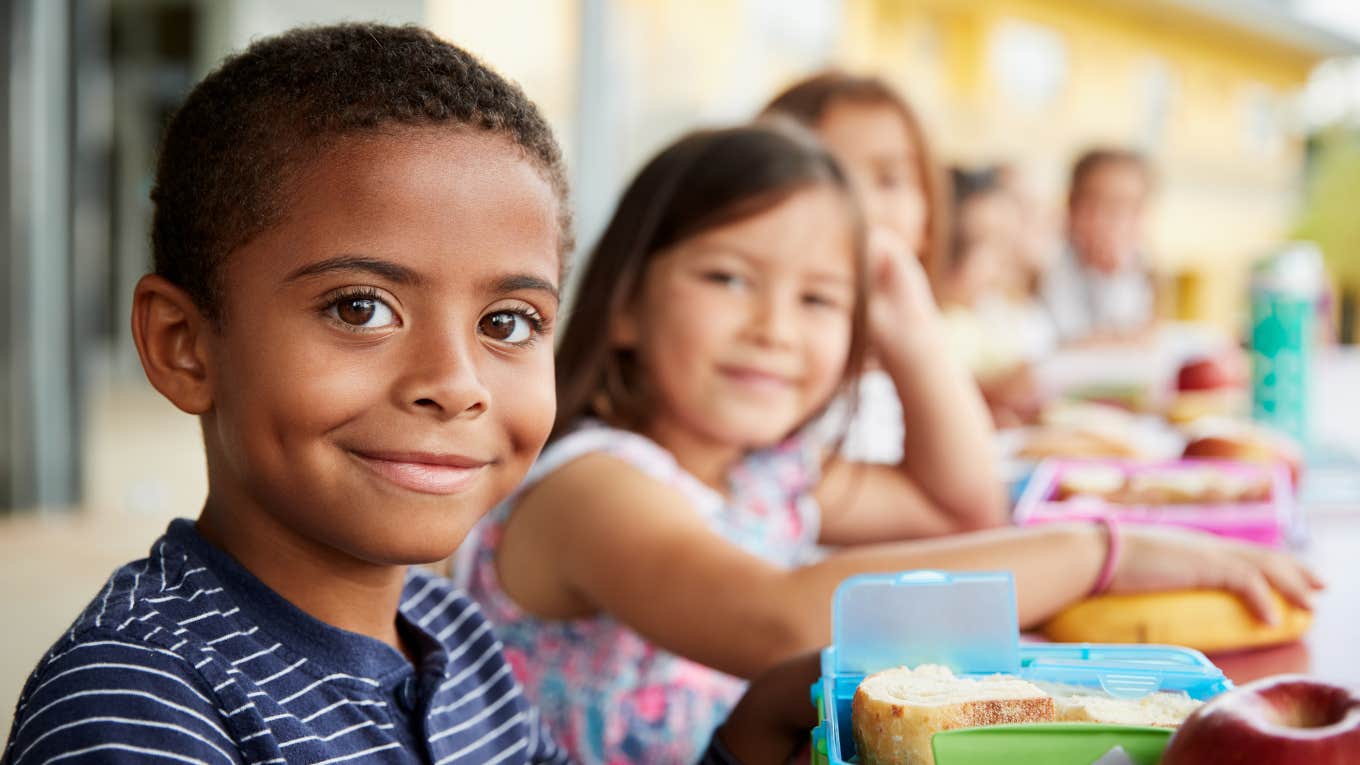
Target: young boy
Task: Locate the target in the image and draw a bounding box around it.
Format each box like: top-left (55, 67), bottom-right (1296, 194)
top-left (1040, 148), bottom-right (1155, 345)
top-left (2, 24), bottom-right (813, 765)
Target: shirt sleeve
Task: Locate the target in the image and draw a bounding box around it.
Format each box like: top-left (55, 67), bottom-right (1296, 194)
top-left (3, 637), bottom-right (242, 765)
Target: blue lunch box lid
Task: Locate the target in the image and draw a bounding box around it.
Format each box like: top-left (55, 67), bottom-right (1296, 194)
top-left (826, 570), bottom-right (1230, 699)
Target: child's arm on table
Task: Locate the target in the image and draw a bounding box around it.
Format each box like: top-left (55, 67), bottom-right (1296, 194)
top-left (499, 454), bottom-right (1322, 679)
top-left (817, 234), bottom-right (1006, 544)
top-left (711, 651), bottom-right (821, 765)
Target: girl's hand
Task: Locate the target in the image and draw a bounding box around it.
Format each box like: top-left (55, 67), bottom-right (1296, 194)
top-left (865, 226), bottom-right (943, 360)
top-left (1109, 526), bottom-right (1325, 624)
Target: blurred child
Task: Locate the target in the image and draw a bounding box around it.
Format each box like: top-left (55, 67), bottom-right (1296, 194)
top-left (995, 161), bottom-right (1062, 300)
top-left (1041, 148), bottom-right (1156, 344)
top-left (763, 72), bottom-right (948, 285)
top-left (761, 71), bottom-right (1004, 484)
top-left (464, 122), bottom-right (1322, 765)
top-left (939, 166), bottom-right (1054, 425)
top-left (2, 25), bottom-right (813, 765)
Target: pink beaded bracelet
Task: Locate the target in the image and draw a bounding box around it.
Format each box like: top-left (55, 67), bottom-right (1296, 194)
top-left (1090, 517), bottom-right (1121, 596)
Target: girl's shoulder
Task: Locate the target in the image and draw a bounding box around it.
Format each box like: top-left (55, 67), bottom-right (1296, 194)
top-left (532, 420), bottom-right (676, 477)
top-left (511, 420), bottom-right (723, 515)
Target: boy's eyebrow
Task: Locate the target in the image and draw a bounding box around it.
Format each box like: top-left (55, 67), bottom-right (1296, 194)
top-left (284, 256), bottom-right (424, 285)
top-left (492, 274), bottom-right (559, 302)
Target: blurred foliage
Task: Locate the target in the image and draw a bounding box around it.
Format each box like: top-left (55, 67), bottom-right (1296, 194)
top-left (1297, 127), bottom-right (1360, 286)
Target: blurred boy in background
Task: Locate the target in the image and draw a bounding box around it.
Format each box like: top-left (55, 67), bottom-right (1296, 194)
top-left (1041, 148), bottom-right (1156, 345)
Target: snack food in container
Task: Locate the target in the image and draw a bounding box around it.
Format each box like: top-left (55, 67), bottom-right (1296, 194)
top-left (1013, 458), bottom-right (1293, 547)
top-left (811, 571), bottom-right (1231, 765)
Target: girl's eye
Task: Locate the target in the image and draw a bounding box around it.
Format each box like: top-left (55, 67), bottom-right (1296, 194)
top-left (479, 311), bottom-right (536, 344)
top-left (701, 270), bottom-right (747, 289)
top-left (806, 289), bottom-right (853, 311)
top-left (328, 295), bottom-right (397, 329)
top-left (876, 171), bottom-right (906, 190)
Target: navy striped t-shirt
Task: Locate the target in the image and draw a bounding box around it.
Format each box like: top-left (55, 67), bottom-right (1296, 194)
top-left (2, 519), bottom-right (570, 765)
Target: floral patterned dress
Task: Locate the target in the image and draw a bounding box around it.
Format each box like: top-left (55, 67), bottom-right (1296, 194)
top-left (463, 421), bottom-right (823, 765)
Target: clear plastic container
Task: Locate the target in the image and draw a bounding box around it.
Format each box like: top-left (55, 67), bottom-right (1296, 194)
top-left (811, 571), bottom-right (1231, 765)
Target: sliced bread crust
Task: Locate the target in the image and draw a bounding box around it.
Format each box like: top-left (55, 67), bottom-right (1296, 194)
top-left (852, 665), bottom-right (1056, 765)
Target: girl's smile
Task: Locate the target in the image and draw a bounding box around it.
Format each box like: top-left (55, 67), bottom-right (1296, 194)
top-left (615, 185), bottom-right (857, 457)
top-left (716, 364), bottom-right (801, 394)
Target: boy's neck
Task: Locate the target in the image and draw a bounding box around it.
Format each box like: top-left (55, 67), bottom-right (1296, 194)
top-left (196, 494), bottom-right (412, 660)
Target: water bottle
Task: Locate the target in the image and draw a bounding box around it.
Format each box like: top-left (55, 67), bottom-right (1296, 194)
top-left (1249, 242), bottom-right (1324, 448)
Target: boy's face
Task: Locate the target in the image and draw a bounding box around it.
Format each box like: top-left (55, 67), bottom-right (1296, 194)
top-left (1068, 161), bottom-right (1148, 275)
top-left (201, 128), bottom-right (560, 565)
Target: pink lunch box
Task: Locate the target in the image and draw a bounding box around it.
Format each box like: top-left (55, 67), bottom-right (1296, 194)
top-left (1013, 457), bottom-right (1294, 547)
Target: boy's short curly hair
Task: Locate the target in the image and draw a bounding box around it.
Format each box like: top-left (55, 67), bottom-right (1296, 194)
top-left (151, 23), bottom-right (572, 321)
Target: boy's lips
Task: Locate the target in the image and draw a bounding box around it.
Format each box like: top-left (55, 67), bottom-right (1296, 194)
top-left (348, 450), bottom-right (492, 495)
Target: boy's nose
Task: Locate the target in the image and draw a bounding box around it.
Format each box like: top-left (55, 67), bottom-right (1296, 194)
top-left (395, 331), bottom-right (490, 420)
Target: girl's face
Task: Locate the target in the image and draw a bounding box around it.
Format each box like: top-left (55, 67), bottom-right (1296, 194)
top-left (814, 101), bottom-right (927, 261)
top-left (201, 128), bottom-right (561, 565)
top-left (615, 186), bottom-right (857, 451)
top-left (950, 190), bottom-right (1021, 306)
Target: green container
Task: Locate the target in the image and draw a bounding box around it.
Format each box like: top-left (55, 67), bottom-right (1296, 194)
top-left (1250, 242), bottom-right (1323, 448)
top-left (932, 723), bottom-right (1172, 765)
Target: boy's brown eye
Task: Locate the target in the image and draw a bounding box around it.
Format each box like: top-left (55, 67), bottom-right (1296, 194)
top-left (479, 311), bottom-right (534, 344)
top-left (337, 298), bottom-right (377, 326)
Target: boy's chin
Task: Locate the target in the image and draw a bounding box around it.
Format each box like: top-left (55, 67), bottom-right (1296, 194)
top-left (350, 535), bottom-right (467, 568)
top-left (327, 513), bottom-right (481, 568)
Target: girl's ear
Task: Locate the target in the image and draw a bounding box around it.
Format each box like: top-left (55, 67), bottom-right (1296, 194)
top-left (609, 307), bottom-right (640, 349)
top-left (130, 274), bottom-right (216, 415)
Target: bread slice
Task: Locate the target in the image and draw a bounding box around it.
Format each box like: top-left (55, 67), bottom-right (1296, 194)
top-left (1053, 690), bottom-right (1202, 728)
top-left (852, 664), bottom-right (1056, 765)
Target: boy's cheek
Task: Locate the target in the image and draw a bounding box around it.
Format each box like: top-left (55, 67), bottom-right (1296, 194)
top-left (481, 350), bottom-right (556, 450)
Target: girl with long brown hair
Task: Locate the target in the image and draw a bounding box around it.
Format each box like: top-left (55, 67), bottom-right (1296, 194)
top-left (462, 122), bottom-right (1319, 765)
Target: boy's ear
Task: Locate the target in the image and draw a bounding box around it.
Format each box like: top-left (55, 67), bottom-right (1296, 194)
top-left (130, 274), bottom-right (215, 415)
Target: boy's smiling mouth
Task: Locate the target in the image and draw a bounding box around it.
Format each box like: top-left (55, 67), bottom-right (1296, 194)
top-left (347, 449), bottom-right (493, 495)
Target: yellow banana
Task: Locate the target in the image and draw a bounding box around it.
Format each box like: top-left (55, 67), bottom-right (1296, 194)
top-left (1042, 589), bottom-right (1311, 653)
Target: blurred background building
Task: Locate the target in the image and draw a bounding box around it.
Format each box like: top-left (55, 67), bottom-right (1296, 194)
top-left (3, 0), bottom-right (1359, 738)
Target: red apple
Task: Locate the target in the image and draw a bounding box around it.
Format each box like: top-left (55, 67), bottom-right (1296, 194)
top-left (1183, 434), bottom-right (1303, 489)
top-left (1177, 354), bottom-right (1247, 392)
top-left (1161, 675), bottom-right (1360, 765)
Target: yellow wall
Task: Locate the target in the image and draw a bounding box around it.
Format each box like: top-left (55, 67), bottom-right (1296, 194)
top-left (842, 0), bottom-right (1325, 331)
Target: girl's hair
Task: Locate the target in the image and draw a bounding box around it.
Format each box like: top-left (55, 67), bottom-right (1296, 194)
top-left (948, 165), bottom-right (1003, 269)
top-left (761, 70), bottom-right (950, 291)
top-left (552, 123), bottom-right (869, 442)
